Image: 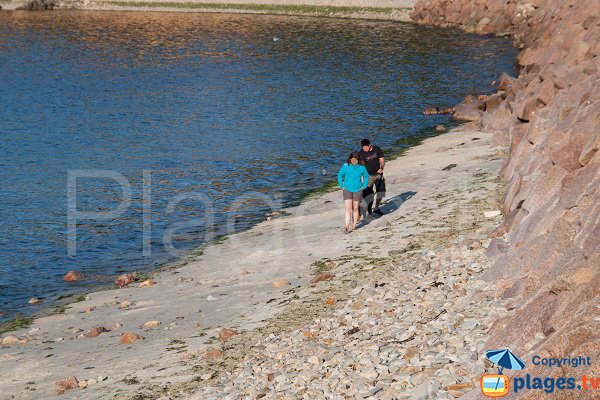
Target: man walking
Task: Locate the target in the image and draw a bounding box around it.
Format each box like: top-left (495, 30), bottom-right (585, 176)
top-left (358, 138), bottom-right (385, 216)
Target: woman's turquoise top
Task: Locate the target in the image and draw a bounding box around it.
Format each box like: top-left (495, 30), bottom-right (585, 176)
top-left (337, 163), bottom-right (369, 193)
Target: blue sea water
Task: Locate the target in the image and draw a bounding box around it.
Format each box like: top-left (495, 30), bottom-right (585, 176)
top-left (0, 11), bottom-right (517, 320)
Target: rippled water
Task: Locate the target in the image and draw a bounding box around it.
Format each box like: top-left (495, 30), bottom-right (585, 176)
top-left (0, 11), bottom-right (517, 320)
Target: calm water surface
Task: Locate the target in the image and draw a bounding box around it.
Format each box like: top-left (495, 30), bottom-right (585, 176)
top-left (0, 11), bottom-right (517, 320)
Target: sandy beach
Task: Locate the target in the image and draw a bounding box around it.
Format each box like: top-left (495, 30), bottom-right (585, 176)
top-left (0, 124), bottom-right (512, 399)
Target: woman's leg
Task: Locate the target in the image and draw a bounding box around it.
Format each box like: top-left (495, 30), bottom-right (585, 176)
top-left (344, 198), bottom-right (353, 231)
top-left (352, 199), bottom-right (360, 230)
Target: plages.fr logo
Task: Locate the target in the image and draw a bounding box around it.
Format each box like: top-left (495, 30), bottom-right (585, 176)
top-left (481, 349), bottom-right (597, 397)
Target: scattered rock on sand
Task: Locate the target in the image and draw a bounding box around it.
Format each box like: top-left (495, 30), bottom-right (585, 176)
top-left (55, 376), bottom-right (78, 394)
top-left (436, 125), bottom-right (446, 132)
top-left (110, 322), bottom-right (122, 330)
top-left (239, 269), bottom-right (251, 276)
top-left (484, 210), bottom-right (502, 218)
top-left (120, 332), bottom-right (143, 344)
top-left (272, 278), bottom-right (290, 289)
top-left (118, 300), bottom-right (131, 309)
top-left (203, 349), bottom-right (223, 360)
top-left (138, 279), bottom-right (154, 288)
top-left (115, 274), bottom-right (135, 287)
top-left (309, 272), bottom-right (334, 285)
top-left (63, 271), bottom-right (84, 282)
top-left (143, 320), bottom-right (161, 328)
top-left (442, 164), bottom-right (457, 171)
top-left (2, 335), bottom-right (21, 345)
top-left (85, 325), bottom-right (108, 338)
top-left (218, 328), bottom-right (238, 342)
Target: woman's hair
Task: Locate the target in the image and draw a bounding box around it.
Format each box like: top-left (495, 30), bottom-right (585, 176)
top-left (347, 151), bottom-right (362, 164)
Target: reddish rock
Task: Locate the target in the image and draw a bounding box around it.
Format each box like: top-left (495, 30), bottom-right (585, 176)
top-left (55, 376), bottom-right (78, 395)
top-left (118, 300), bottom-right (131, 309)
top-left (138, 279), bottom-right (154, 288)
top-left (115, 274), bottom-right (135, 287)
top-left (453, 95), bottom-right (484, 122)
top-left (85, 325), bottom-right (108, 338)
top-left (516, 98), bottom-right (541, 122)
top-left (143, 320), bottom-right (161, 328)
top-left (309, 272), bottom-right (334, 285)
top-left (2, 335), bottom-right (21, 345)
top-left (202, 349), bottom-right (223, 360)
top-left (272, 278), bottom-right (290, 289)
top-left (218, 328), bottom-right (238, 342)
top-left (63, 271), bottom-right (83, 282)
top-left (483, 93), bottom-right (504, 113)
top-left (120, 332), bottom-right (143, 344)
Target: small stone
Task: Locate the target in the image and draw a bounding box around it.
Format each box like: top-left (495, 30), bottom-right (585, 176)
top-left (78, 380), bottom-right (88, 388)
top-left (239, 269), bottom-right (251, 276)
top-left (115, 274), bottom-right (135, 287)
top-left (2, 335), bottom-right (20, 345)
top-left (120, 332), bottom-right (143, 344)
top-left (179, 351), bottom-right (195, 360)
top-left (309, 272), bottom-right (334, 285)
top-left (307, 355), bottom-right (320, 364)
top-left (360, 369), bottom-right (378, 381)
top-left (138, 279), bottom-right (154, 288)
top-left (484, 210), bottom-right (502, 218)
top-left (203, 349), bottom-right (223, 360)
top-left (110, 322), bottom-right (122, 330)
top-left (118, 300), bottom-right (131, 309)
top-left (55, 376), bottom-right (78, 394)
top-left (201, 373), bottom-right (212, 380)
top-left (206, 295), bottom-right (217, 301)
top-left (85, 326), bottom-right (108, 338)
top-left (444, 383), bottom-right (473, 391)
top-left (218, 328), bottom-right (238, 342)
top-left (326, 297), bottom-right (335, 305)
top-left (272, 279), bottom-right (290, 289)
top-left (143, 320), bottom-right (161, 328)
top-left (87, 379), bottom-right (97, 385)
top-left (436, 125), bottom-right (446, 132)
top-left (63, 271), bottom-right (84, 282)
top-left (28, 297), bottom-right (42, 304)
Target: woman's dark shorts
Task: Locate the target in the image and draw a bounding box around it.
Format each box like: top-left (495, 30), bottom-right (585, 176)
top-left (342, 189), bottom-right (362, 201)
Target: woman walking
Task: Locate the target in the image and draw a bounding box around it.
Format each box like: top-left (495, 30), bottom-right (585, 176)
top-left (337, 151), bottom-right (369, 233)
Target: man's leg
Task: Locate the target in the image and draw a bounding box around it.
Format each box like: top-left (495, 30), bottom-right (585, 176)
top-left (373, 174), bottom-right (385, 214)
top-left (362, 185), bottom-right (374, 216)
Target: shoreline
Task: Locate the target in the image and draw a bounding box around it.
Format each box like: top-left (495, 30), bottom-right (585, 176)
top-left (0, 124), bottom-right (512, 399)
top-left (0, 122), bottom-right (450, 330)
top-left (0, 0), bottom-right (416, 20)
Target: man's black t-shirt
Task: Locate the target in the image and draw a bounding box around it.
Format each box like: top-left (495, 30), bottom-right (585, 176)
top-left (358, 146), bottom-right (384, 175)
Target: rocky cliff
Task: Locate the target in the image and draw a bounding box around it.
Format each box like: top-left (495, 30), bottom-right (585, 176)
top-left (412, 0), bottom-right (599, 392)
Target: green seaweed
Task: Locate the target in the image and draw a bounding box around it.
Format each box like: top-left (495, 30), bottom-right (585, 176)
top-left (0, 317), bottom-right (34, 335)
top-left (104, 1), bottom-right (398, 15)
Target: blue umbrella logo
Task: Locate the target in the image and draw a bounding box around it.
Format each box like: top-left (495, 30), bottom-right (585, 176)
top-left (482, 349), bottom-right (526, 396)
top-left (485, 349), bottom-right (526, 374)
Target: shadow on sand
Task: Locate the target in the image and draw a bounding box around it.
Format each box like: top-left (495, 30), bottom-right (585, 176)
top-left (357, 191), bottom-right (416, 229)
